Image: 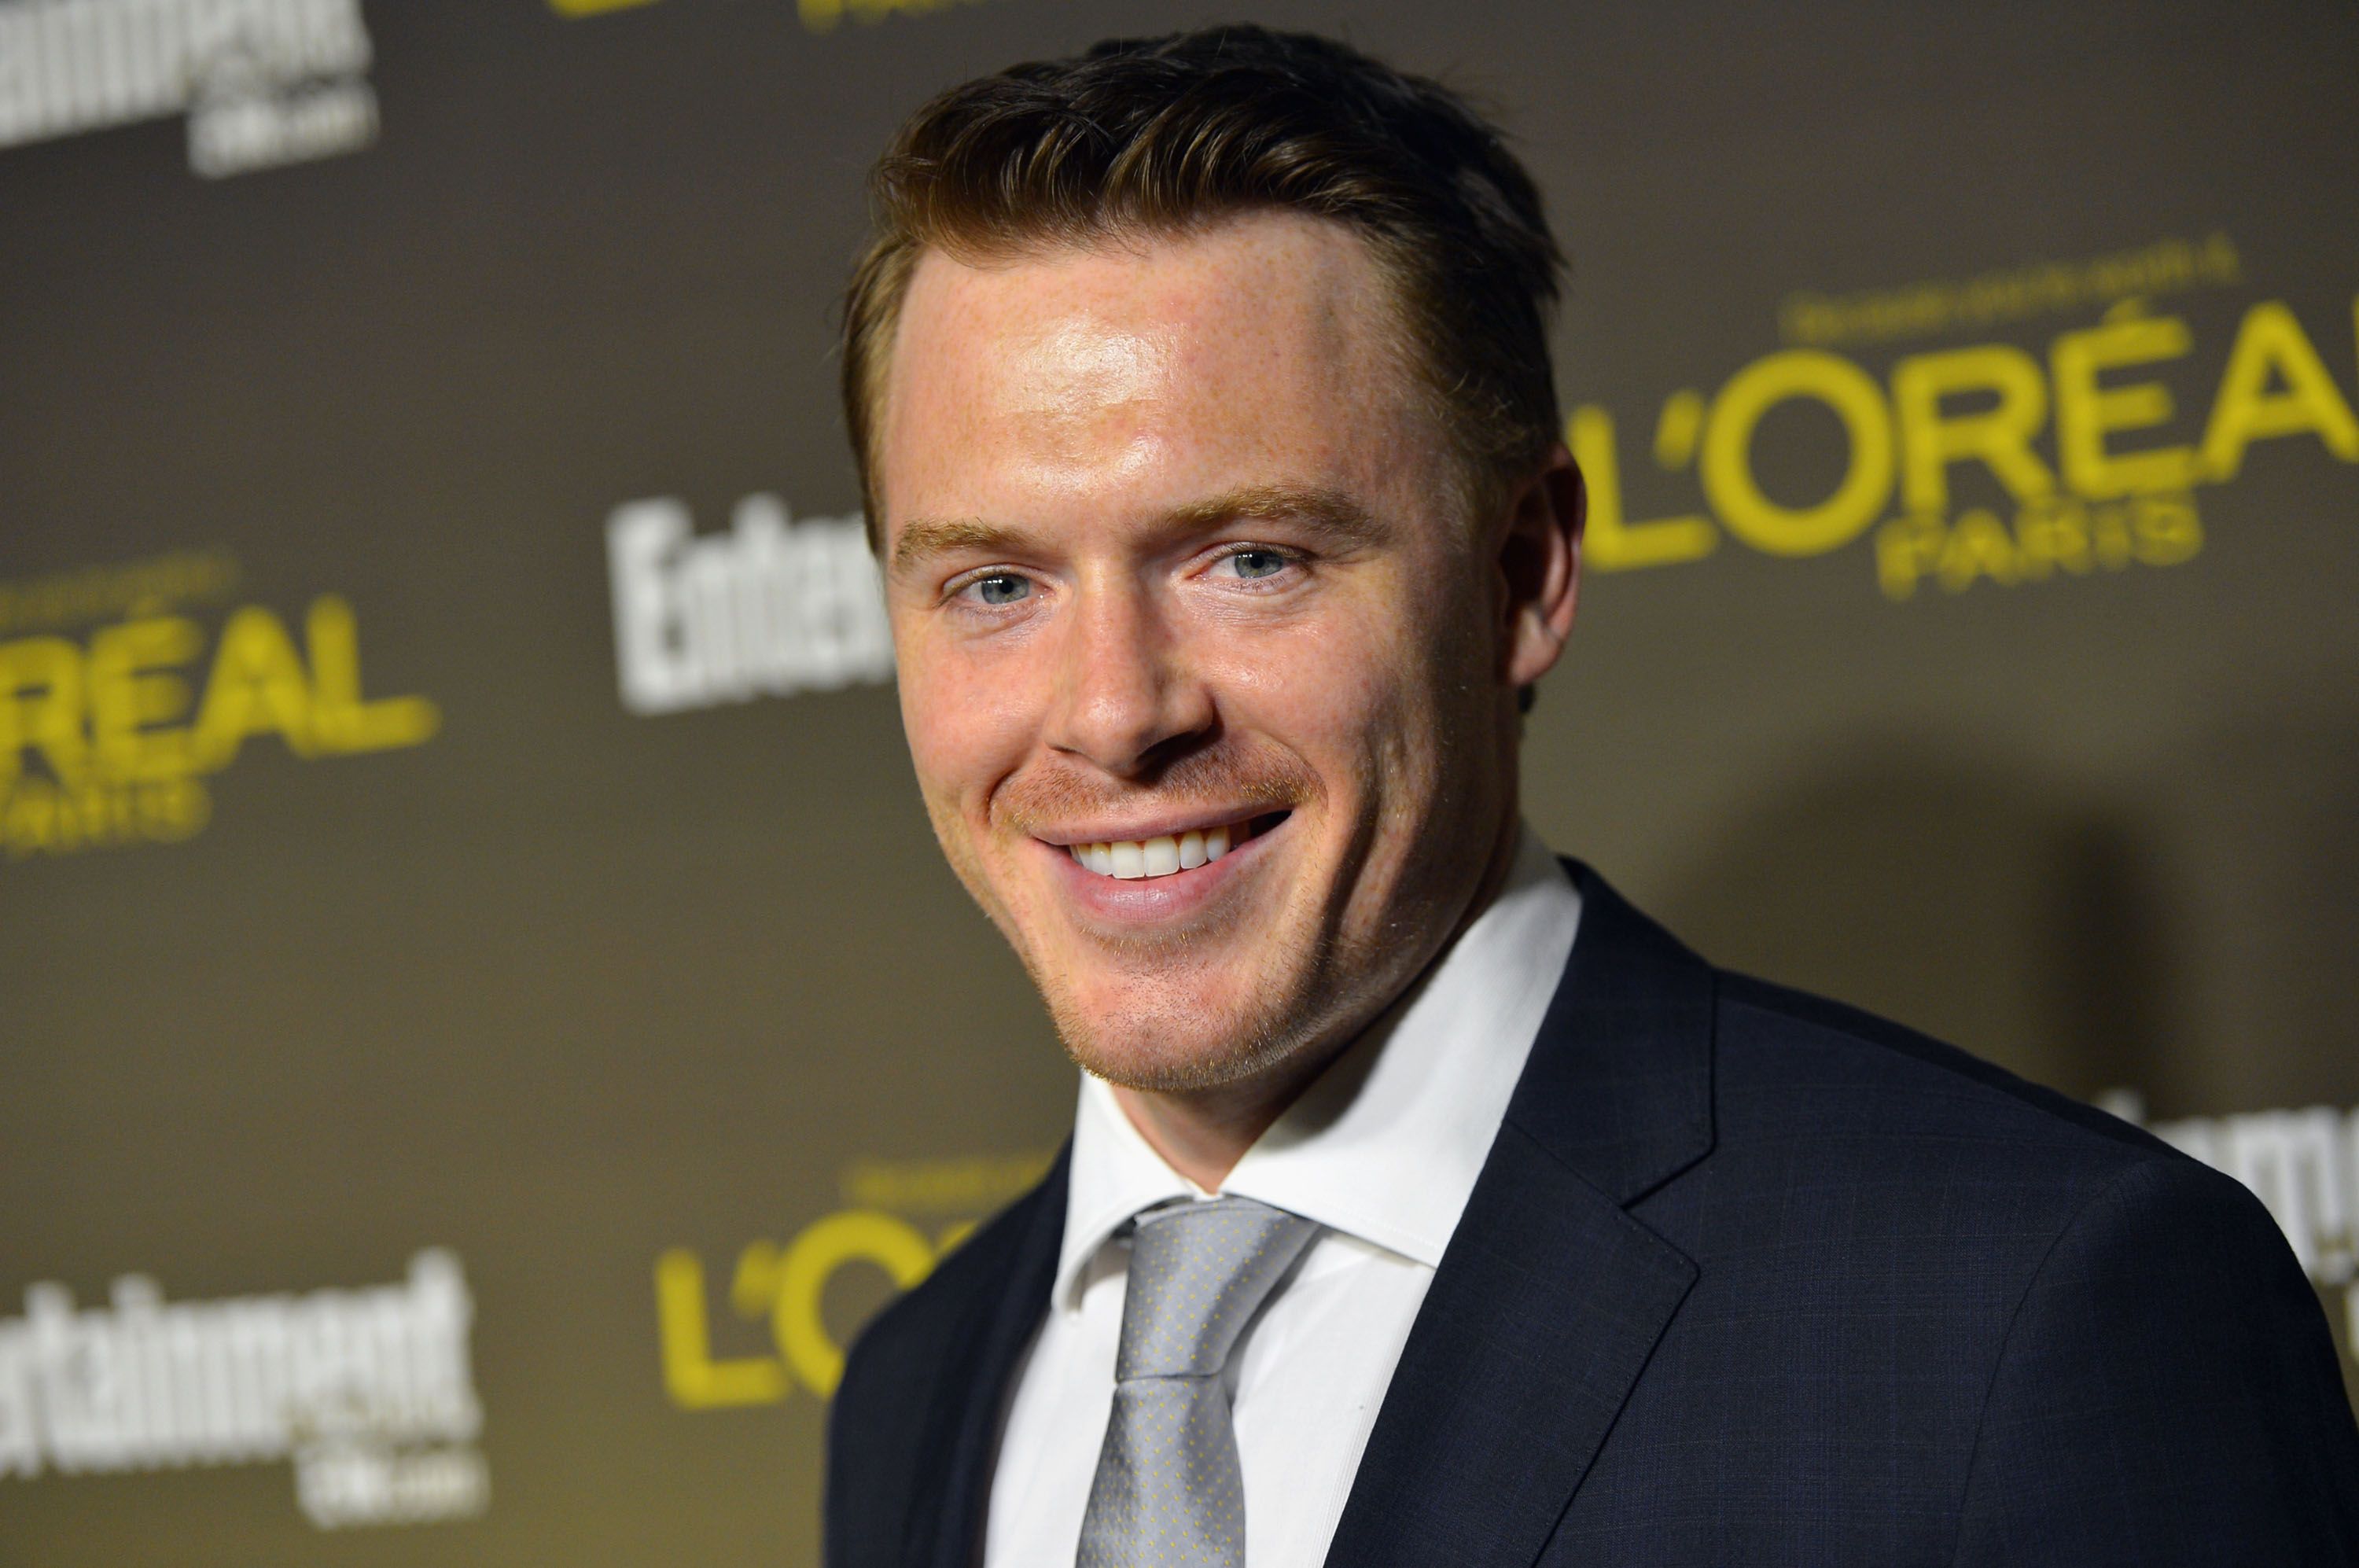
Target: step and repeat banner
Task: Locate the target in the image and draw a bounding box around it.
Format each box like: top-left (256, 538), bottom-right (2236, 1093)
top-left (3, 1), bottom-right (2355, 1562)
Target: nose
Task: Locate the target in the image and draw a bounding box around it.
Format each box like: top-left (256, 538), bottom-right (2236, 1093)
top-left (1042, 577), bottom-right (1213, 777)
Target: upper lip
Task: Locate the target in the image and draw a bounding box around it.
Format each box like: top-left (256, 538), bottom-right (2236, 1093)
top-left (1028, 807), bottom-right (1280, 847)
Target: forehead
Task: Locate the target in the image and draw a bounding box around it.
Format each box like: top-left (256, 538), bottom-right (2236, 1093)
top-left (875, 212), bottom-right (1429, 531)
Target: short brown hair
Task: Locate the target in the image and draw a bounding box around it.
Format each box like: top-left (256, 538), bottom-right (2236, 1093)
top-left (841, 24), bottom-right (1566, 537)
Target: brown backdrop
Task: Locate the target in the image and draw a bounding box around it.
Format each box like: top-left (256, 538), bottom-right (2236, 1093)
top-left (3, 1), bottom-right (2355, 1562)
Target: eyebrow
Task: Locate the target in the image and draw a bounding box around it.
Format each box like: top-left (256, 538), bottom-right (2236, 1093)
top-left (889, 517), bottom-right (1026, 575)
top-left (889, 484), bottom-right (1386, 575)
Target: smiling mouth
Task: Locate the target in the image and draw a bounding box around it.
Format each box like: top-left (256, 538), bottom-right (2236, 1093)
top-left (1059, 812), bottom-right (1290, 881)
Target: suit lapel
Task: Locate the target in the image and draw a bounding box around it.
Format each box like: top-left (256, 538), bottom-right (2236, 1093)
top-left (1324, 866), bottom-right (1717, 1567)
top-left (903, 1145), bottom-right (1068, 1568)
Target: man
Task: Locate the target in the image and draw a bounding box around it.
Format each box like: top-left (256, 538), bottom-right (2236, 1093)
top-left (825, 24), bottom-right (2359, 1566)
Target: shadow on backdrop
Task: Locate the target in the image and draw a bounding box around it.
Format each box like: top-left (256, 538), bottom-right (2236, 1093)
top-left (1654, 706), bottom-right (2359, 1120)
top-left (1654, 739), bottom-right (2166, 1109)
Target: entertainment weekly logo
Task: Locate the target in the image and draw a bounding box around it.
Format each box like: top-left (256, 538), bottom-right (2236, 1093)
top-left (605, 495), bottom-right (894, 717)
top-left (0, 1251), bottom-right (488, 1529)
top-left (0, 0), bottom-right (377, 178)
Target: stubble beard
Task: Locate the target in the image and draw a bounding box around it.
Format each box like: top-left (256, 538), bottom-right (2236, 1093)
top-left (1037, 915), bottom-right (1375, 1095)
top-left (937, 739), bottom-right (1365, 1092)
top-left (933, 830), bottom-right (1422, 1099)
top-left (936, 806), bottom-right (1484, 1101)
top-left (1029, 817), bottom-right (1477, 1100)
top-left (926, 711), bottom-right (1485, 1101)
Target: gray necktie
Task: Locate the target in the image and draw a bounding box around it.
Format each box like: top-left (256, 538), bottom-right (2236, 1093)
top-left (1076, 1196), bottom-right (1321, 1568)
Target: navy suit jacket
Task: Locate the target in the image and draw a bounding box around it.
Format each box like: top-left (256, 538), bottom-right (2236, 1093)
top-left (826, 866), bottom-right (2359, 1565)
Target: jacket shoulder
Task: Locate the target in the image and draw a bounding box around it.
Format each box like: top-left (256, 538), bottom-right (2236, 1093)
top-left (1662, 967), bottom-right (2273, 1340)
top-left (1576, 968), bottom-right (2359, 1557)
top-left (1709, 969), bottom-right (2184, 1183)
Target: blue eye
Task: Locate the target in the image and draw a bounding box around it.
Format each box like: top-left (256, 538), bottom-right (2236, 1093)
top-left (1227, 550), bottom-right (1289, 580)
top-left (970, 573), bottom-right (1031, 605)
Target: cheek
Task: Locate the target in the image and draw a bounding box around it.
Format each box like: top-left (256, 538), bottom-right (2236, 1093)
top-left (1209, 606), bottom-right (1420, 783)
top-left (1308, 573), bottom-right (1486, 801)
top-left (894, 632), bottom-right (1034, 814)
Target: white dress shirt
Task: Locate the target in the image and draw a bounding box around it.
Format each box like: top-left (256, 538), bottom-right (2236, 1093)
top-left (982, 826), bottom-right (1583, 1567)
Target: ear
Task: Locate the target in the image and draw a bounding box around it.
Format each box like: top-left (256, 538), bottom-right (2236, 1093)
top-left (1496, 442), bottom-right (1584, 689)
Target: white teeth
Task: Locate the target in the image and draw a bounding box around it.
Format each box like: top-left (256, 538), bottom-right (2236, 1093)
top-left (1062, 821), bottom-right (1259, 881)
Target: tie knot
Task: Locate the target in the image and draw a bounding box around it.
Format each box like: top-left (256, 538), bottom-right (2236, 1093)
top-left (1115, 1197), bottom-right (1319, 1382)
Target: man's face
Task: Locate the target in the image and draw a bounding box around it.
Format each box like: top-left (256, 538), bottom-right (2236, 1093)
top-left (876, 212), bottom-right (1528, 1093)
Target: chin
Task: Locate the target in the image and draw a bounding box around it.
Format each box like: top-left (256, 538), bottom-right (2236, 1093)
top-left (1047, 979), bottom-right (1321, 1094)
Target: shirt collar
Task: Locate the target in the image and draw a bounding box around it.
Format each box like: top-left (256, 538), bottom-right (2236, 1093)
top-left (1054, 826), bottom-right (1582, 1309)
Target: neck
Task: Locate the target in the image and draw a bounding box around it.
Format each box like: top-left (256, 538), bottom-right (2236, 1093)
top-left (1110, 808), bottom-right (1528, 1191)
top-left (1109, 1053), bottom-right (1330, 1193)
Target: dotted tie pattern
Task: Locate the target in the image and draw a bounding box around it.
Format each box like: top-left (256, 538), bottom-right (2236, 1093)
top-left (1075, 1197), bottom-right (1322, 1568)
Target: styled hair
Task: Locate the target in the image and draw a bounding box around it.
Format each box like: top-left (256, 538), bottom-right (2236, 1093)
top-left (841, 24), bottom-right (1566, 536)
